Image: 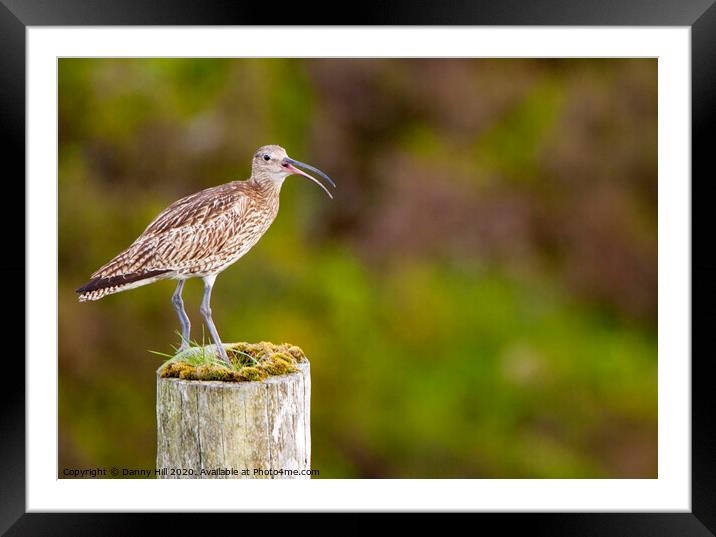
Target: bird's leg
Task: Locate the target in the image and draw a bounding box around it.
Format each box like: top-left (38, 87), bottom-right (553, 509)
top-left (200, 275), bottom-right (231, 366)
top-left (171, 279), bottom-right (191, 353)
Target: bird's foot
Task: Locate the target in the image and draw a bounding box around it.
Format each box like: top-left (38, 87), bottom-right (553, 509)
top-left (215, 344), bottom-right (232, 367)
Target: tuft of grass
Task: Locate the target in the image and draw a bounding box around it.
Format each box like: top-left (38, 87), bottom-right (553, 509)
top-left (156, 341), bottom-right (307, 383)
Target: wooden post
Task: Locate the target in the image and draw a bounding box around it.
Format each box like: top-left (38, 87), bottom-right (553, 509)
top-left (156, 360), bottom-right (311, 479)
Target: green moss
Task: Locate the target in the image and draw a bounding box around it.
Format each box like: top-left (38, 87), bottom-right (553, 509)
top-left (262, 353), bottom-right (294, 375)
top-left (158, 341), bottom-right (306, 383)
top-left (237, 367), bottom-right (267, 382)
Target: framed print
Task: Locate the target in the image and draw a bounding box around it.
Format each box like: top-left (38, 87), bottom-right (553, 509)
top-left (4, 0), bottom-right (714, 533)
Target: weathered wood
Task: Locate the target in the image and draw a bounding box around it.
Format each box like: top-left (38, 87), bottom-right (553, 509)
top-left (156, 360), bottom-right (311, 479)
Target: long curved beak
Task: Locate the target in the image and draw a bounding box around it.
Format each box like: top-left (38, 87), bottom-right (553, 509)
top-left (282, 157), bottom-right (336, 199)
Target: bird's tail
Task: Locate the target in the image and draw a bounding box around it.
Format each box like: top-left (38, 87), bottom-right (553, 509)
top-left (76, 270), bottom-right (171, 302)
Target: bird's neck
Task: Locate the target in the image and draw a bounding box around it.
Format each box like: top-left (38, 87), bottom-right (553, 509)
top-left (250, 173), bottom-right (285, 197)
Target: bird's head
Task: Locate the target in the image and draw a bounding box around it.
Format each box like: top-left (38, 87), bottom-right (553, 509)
top-left (252, 145), bottom-right (335, 198)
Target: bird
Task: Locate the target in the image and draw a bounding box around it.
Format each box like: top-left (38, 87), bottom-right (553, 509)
top-left (76, 145), bottom-right (335, 365)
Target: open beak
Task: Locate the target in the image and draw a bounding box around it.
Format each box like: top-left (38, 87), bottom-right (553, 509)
top-left (282, 157), bottom-right (336, 199)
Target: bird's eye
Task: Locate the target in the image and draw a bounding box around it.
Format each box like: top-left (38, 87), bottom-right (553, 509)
top-left (263, 154), bottom-right (271, 161)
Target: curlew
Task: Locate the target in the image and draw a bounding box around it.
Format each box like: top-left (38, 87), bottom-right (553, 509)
top-left (76, 145), bottom-right (335, 365)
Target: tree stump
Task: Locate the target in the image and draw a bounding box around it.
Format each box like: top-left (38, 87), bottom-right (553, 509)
top-left (156, 359), bottom-right (311, 479)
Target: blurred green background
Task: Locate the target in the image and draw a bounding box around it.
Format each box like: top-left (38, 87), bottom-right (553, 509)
top-left (58, 58), bottom-right (657, 478)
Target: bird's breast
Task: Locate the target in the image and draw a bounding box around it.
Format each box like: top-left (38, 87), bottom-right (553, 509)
top-left (222, 198), bottom-right (279, 258)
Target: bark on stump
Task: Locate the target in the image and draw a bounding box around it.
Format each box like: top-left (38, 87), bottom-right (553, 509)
top-left (156, 360), bottom-right (311, 479)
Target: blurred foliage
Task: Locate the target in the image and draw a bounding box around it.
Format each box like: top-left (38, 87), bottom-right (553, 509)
top-left (59, 58), bottom-right (657, 478)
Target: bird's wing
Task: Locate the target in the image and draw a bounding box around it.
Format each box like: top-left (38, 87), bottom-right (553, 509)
top-left (91, 183), bottom-right (251, 277)
top-left (142, 183), bottom-right (243, 236)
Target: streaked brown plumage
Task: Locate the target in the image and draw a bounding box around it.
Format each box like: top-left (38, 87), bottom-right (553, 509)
top-left (77, 179), bottom-right (279, 300)
top-left (77, 145), bottom-right (335, 364)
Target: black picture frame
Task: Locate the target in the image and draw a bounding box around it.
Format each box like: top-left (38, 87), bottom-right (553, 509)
top-left (3, 0), bottom-right (713, 533)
